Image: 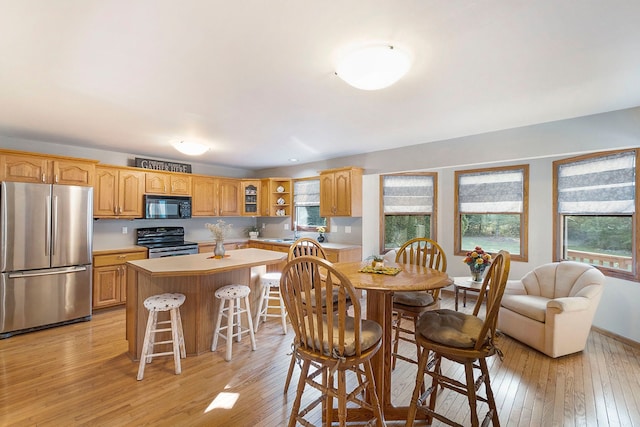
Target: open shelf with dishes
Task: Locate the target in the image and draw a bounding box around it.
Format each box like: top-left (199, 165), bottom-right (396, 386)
top-left (261, 178), bottom-right (292, 216)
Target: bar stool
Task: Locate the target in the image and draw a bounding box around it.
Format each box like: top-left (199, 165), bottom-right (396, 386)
top-left (137, 293), bottom-right (186, 381)
top-left (212, 284), bottom-right (257, 361)
top-left (254, 272), bottom-right (287, 334)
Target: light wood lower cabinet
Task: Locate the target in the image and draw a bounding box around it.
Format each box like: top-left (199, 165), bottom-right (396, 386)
top-left (93, 249), bottom-right (147, 309)
top-left (247, 241), bottom-right (362, 272)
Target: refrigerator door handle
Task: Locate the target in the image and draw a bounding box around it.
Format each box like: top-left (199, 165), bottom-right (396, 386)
top-left (8, 265), bottom-right (88, 279)
top-left (51, 195), bottom-right (58, 256)
top-left (45, 195), bottom-right (51, 257)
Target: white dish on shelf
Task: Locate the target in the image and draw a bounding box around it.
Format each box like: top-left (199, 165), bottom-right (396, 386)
top-left (277, 197), bottom-right (285, 205)
top-left (276, 185), bottom-right (285, 193)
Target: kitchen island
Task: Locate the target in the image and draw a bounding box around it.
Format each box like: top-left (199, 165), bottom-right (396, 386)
top-left (125, 248), bottom-right (286, 360)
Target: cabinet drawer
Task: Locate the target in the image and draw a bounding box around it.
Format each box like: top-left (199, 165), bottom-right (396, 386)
top-left (94, 251), bottom-right (147, 267)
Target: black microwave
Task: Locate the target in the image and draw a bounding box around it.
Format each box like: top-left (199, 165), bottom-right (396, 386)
top-left (144, 195), bottom-right (192, 219)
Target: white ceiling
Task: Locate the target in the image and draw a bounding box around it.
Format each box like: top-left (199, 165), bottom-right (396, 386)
top-left (1, 1), bottom-right (639, 170)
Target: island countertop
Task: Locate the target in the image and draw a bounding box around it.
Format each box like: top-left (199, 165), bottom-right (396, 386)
top-left (126, 247), bottom-right (287, 277)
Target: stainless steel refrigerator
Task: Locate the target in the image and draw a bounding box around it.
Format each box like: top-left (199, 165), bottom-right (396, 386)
top-left (0, 181), bottom-right (93, 338)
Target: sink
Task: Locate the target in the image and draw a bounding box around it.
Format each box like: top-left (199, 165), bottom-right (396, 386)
top-left (263, 238), bottom-right (296, 243)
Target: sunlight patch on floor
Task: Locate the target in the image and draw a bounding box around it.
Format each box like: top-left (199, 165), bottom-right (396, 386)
top-left (205, 392), bottom-right (239, 412)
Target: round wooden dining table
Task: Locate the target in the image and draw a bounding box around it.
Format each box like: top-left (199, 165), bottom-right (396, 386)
top-left (334, 261), bottom-right (452, 422)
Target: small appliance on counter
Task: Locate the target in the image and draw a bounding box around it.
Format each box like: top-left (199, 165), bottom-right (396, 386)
top-left (0, 181), bottom-right (93, 339)
top-left (136, 227), bottom-right (198, 258)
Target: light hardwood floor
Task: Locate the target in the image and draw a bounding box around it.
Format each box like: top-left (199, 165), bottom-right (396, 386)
top-left (1, 291), bottom-right (639, 426)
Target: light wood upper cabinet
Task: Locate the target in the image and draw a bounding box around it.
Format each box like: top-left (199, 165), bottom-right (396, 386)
top-left (94, 166), bottom-right (144, 218)
top-left (242, 180), bottom-right (260, 216)
top-left (192, 175), bottom-right (216, 216)
top-left (217, 178), bottom-right (241, 216)
top-left (260, 178), bottom-right (292, 217)
top-left (145, 171), bottom-right (191, 195)
top-left (0, 152), bottom-right (95, 186)
top-left (191, 175), bottom-right (241, 216)
top-left (319, 167), bottom-right (363, 217)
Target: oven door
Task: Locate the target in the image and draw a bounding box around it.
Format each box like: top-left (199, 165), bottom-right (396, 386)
top-left (148, 246), bottom-right (199, 259)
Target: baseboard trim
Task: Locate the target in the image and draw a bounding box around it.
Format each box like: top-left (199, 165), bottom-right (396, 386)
top-left (591, 326), bottom-right (640, 350)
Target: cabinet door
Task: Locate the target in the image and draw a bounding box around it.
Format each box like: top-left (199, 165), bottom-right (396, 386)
top-left (94, 167), bottom-right (118, 217)
top-left (333, 170), bottom-right (352, 216)
top-left (118, 170), bottom-right (144, 217)
top-left (145, 172), bottom-right (169, 194)
top-left (93, 265), bottom-right (122, 308)
top-left (52, 160), bottom-right (95, 186)
top-left (170, 175), bottom-right (192, 195)
top-left (0, 154), bottom-right (49, 183)
top-left (242, 180), bottom-right (260, 216)
top-left (261, 179), bottom-right (271, 216)
top-left (319, 172), bottom-right (335, 217)
top-left (218, 179), bottom-right (241, 216)
top-left (192, 176), bottom-right (216, 216)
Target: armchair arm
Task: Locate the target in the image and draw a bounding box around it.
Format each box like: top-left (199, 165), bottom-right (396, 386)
top-left (547, 296), bottom-right (590, 313)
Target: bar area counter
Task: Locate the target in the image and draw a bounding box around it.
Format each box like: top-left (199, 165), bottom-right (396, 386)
top-left (125, 248), bottom-right (287, 360)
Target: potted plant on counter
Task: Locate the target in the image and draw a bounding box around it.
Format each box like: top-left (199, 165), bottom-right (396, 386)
top-left (245, 225), bottom-right (260, 239)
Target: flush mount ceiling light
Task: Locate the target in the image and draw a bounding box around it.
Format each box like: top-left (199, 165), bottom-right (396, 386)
top-left (335, 44), bottom-right (412, 90)
top-left (171, 140), bottom-right (209, 156)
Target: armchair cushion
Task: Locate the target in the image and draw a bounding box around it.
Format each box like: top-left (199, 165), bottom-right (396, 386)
top-left (500, 295), bottom-right (548, 322)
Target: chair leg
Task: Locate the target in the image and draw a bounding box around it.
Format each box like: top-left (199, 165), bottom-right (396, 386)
top-left (465, 361), bottom-right (480, 427)
top-left (337, 370), bottom-right (347, 426)
top-left (243, 295), bottom-right (257, 351)
top-left (283, 351), bottom-right (297, 393)
top-left (288, 359), bottom-right (311, 427)
top-left (392, 313), bottom-right (402, 369)
top-left (225, 298), bottom-right (234, 361)
top-left (254, 285), bottom-right (267, 332)
top-left (176, 308), bottom-right (186, 359)
top-left (363, 360), bottom-right (385, 426)
top-left (136, 310), bottom-right (157, 381)
top-left (277, 287), bottom-right (288, 334)
top-left (480, 357), bottom-right (500, 426)
top-left (212, 298), bottom-right (225, 351)
top-left (406, 345), bottom-right (430, 427)
top-left (170, 308), bottom-right (182, 375)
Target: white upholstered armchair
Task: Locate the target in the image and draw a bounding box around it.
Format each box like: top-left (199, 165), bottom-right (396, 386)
top-left (497, 261), bottom-right (605, 358)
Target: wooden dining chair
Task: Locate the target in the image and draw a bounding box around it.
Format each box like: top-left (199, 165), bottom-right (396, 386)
top-left (391, 237), bottom-right (447, 369)
top-left (280, 256), bottom-right (385, 427)
top-left (283, 237), bottom-right (328, 393)
top-left (406, 250), bottom-right (511, 427)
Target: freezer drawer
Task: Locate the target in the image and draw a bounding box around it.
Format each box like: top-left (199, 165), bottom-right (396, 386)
top-left (0, 265), bottom-right (92, 337)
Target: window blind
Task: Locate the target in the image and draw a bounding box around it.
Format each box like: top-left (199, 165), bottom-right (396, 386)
top-left (558, 151), bottom-right (636, 214)
top-left (294, 180), bottom-right (320, 207)
top-left (383, 175), bottom-right (433, 213)
top-left (458, 169), bottom-right (524, 213)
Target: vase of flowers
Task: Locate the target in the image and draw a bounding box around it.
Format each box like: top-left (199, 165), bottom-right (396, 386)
top-left (316, 226), bottom-right (326, 243)
top-left (206, 220), bottom-right (233, 258)
top-left (463, 246), bottom-right (492, 282)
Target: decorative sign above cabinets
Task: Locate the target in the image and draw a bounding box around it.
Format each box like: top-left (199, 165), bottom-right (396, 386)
top-left (135, 157), bottom-right (192, 173)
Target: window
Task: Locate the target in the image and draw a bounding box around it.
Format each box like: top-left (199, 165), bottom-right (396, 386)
top-left (554, 149), bottom-right (638, 280)
top-left (293, 179), bottom-right (327, 231)
top-left (381, 173), bottom-right (436, 251)
top-left (455, 165), bottom-right (528, 261)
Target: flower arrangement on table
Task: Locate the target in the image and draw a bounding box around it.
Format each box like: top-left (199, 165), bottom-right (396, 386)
top-left (205, 220), bottom-right (233, 242)
top-left (463, 246), bottom-right (492, 281)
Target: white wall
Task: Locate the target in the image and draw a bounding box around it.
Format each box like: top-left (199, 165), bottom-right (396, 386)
top-left (1, 107), bottom-right (639, 342)
top-left (268, 107), bottom-right (640, 343)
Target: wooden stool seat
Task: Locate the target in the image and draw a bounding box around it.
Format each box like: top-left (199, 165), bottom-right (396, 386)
top-left (137, 293), bottom-right (186, 381)
top-left (254, 273), bottom-right (287, 334)
top-left (212, 284), bottom-right (257, 361)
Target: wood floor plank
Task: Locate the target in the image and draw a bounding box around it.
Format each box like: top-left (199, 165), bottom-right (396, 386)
top-left (1, 294), bottom-right (640, 426)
